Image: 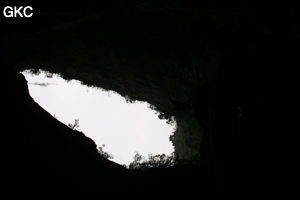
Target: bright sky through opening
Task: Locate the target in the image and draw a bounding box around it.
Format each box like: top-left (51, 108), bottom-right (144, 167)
top-left (21, 70), bottom-right (175, 165)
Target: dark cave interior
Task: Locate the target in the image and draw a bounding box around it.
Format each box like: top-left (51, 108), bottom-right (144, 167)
top-left (1, 1), bottom-right (299, 199)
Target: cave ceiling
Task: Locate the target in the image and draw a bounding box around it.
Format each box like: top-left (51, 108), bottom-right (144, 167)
top-left (3, 2), bottom-right (221, 116)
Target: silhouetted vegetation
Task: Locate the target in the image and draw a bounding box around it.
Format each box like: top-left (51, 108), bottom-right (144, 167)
top-left (22, 69), bottom-right (73, 82)
top-left (124, 95), bottom-right (136, 103)
top-left (98, 144), bottom-right (114, 160)
top-left (128, 152), bottom-right (177, 170)
top-left (68, 118), bottom-right (80, 130)
top-left (148, 104), bottom-right (176, 125)
top-left (67, 118), bottom-right (114, 161)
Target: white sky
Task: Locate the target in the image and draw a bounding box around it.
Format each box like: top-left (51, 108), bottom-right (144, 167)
top-left (21, 70), bottom-right (175, 165)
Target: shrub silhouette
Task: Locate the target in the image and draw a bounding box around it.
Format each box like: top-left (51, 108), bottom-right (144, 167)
top-left (68, 118), bottom-right (80, 130)
top-left (98, 144), bottom-right (114, 160)
top-left (128, 152), bottom-right (176, 170)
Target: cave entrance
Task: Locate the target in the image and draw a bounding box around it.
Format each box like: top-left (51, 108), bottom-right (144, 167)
top-left (21, 69), bottom-right (175, 166)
